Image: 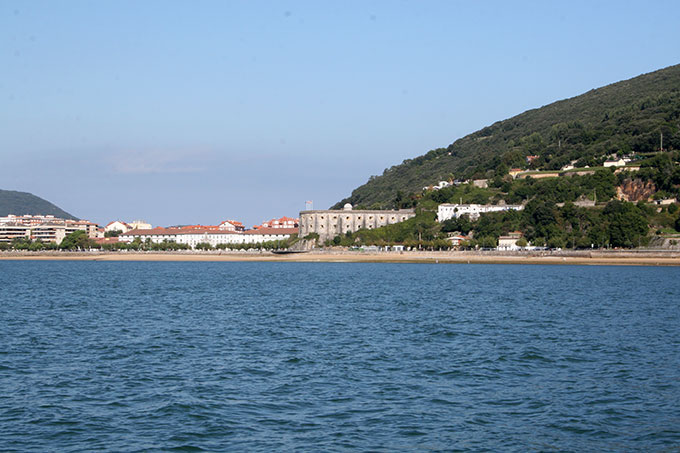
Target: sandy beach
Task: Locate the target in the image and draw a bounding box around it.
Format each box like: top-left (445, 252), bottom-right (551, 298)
top-left (2, 250), bottom-right (680, 266)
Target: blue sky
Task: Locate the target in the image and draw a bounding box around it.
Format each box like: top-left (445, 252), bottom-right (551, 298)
top-left (2, 1), bottom-right (679, 227)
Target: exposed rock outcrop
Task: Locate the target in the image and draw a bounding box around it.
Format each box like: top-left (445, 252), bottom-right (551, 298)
top-left (616, 179), bottom-right (656, 202)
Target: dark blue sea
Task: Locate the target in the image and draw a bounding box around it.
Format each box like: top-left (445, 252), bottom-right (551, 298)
top-left (1, 261), bottom-right (679, 452)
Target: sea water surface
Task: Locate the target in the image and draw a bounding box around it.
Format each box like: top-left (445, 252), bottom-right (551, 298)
top-left (0, 261), bottom-right (679, 452)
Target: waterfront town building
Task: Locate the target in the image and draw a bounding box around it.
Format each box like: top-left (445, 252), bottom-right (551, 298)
top-left (129, 220), bottom-right (152, 230)
top-left (1, 214), bottom-right (60, 226)
top-left (445, 233), bottom-right (469, 246)
top-left (119, 226), bottom-right (298, 248)
top-left (437, 203), bottom-right (524, 222)
top-left (298, 204), bottom-right (416, 242)
top-left (0, 215), bottom-right (99, 244)
top-left (218, 220), bottom-right (245, 232)
top-left (0, 223), bottom-right (31, 243)
top-left (497, 231), bottom-right (524, 251)
top-left (255, 216), bottom-right (299, 229)
top-left (104, 220), bottom-right (131, 234)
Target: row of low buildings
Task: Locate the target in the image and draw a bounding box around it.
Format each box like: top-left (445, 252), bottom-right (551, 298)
top-left (1, 214), bottom-right (301, 248)
top-left (113, 216), bottom-right (301, 247)
top-left (118, 226), bottom-right (298, 247)
top-left (0, 215), bottom-right (99, 244)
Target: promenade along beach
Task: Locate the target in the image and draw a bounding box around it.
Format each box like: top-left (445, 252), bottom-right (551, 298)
top-left (2, 250), bottom-right (680, 266)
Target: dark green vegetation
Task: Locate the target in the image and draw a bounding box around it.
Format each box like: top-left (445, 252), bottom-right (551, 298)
top-left (0, 189), bottom-right (78, 220)
top-left (324, 197), bottom-right (679, 250)
top-left (323, 162), bottom-right (680, 249)
top-left (320, 64), bottom-right (680, 249)
top-left (334, 64), bottom-right (680, 209)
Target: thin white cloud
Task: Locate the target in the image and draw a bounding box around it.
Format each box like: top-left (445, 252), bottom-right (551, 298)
top-left (109, 149), bottom-right (213, 175)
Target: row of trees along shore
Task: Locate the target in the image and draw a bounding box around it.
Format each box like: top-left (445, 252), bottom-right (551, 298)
top-left (0, 231), bottom-right (298, 252)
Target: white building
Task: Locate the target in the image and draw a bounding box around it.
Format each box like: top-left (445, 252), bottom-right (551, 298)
top-left (0, 224), bottom-right (31, 243)
top-left (218, 220), bottom-right (245, 232)
top-left (119, 227), bottom-right (298, 249)
top-left (256, 216), bottom-right (299, 229)
top-left (423, 180), bottom-right (452, 191)
top-left (437, 203), bottom-right (524, 222)
top-left (0, 219), bottom-right (99, 245)
top-left (129, 220), bottom-right (152, 230)
top-left (603, 158), bottom-right (631, 168)
top-left (446, 234), bottom-right (468, 246)
top-left (119, 228), bottom-right (179, 244)
top-left (104, 220), bottom-right (131, 234)
top-left (244, 227), bottom-right (298, 243)
top-left (497, 232), bottom-right (524, 251)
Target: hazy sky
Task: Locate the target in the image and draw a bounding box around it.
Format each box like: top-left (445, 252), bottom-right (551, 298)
top-left (2, 1), bottom-right (679, 227)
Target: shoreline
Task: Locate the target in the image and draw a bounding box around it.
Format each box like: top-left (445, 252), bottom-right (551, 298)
top-left (2, 250), bottom-right (680, 266)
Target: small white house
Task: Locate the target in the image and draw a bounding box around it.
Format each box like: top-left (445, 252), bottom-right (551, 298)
top-left (603, 158), bottom-right (630, 168)
top-left (446, 235), bottom-right (468, 246)
top-left (497, 232), bottom-right (523, 251)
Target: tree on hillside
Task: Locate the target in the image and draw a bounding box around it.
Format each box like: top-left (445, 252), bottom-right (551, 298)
top-left (603, 200), bottom-right (648, 247)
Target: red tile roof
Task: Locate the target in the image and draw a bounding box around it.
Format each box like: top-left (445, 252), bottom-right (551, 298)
top-left (94, 237), bottom-right (121, 244)
top-left (244, 227), bottom-right (298, 235)
top-left (105, 220), bottom-right (130, 228)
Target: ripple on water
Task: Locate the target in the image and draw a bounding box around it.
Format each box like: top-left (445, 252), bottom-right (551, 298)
top-left (0, 262), bottom-right (678, 451)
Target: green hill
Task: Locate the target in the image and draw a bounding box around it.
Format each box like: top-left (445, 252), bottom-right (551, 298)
top-left (0, 189), bottom-right (78, 220)
top-left (333, 64), bottom-right (680, 209)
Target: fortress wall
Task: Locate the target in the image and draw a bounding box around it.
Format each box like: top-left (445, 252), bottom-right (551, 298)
top-left (299, 209), bottom-right (416, 242)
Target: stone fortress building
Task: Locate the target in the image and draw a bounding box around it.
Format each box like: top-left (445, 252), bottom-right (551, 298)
top-left (299, 203), bottom-right (416, 242)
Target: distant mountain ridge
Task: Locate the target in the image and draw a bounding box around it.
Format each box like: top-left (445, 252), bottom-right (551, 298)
top-left (333, 64), bottom-right (680, 209)
top-left (0, 189), bottom-right (78, 220)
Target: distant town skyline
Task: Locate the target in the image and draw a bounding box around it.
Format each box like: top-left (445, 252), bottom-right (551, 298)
top-left (2, 0), bottom-right (680, 227)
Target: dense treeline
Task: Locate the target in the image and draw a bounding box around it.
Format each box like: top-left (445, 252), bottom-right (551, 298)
top-left (333, 64), bottom-right (680, 209)
top-left (441, 200), bottom-right (657, 249)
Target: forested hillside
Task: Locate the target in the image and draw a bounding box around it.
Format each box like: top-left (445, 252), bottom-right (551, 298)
top-left (334, 64), bottom-right (680, 209)
top-left (0, 189), bottom-right (78, 220)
